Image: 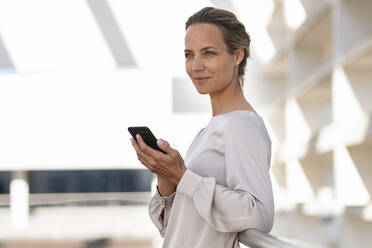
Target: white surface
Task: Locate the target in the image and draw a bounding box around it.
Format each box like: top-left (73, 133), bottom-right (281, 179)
top-left (0, 69), bottom-right (173, 170)
top-left (0, 205), bottom-right (157, 241)
top-left (10, 175), bottom-right (29, 229)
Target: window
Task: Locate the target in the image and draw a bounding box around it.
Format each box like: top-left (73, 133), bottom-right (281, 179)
top-left (29, 169), bottom-right (154, 193)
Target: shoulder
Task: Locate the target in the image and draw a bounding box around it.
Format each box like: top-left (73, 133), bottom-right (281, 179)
top-left (224, 112), bottom-right (270, 142)
top-left (225, 112), bottom-right (263, 132)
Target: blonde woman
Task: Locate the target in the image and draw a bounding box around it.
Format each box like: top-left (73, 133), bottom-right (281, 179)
top-left (130, 7), bottom-right (274, 248)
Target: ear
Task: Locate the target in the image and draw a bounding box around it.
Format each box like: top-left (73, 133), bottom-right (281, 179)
top-left (234, 48), bottom-right (244, 65)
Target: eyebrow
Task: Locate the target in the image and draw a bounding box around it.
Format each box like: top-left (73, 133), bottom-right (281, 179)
top-left (184, 46), bottom-right (218, 52)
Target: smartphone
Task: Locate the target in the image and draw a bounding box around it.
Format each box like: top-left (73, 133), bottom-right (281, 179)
top-left (128, 126), bottom-right (167, 154)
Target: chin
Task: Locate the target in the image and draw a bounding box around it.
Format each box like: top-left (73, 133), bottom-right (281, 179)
top-left (194, 86), bottom-right (210, 95)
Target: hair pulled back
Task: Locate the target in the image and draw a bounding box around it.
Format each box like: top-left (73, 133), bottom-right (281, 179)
top-left (185, 7), bottom-right (251, 87)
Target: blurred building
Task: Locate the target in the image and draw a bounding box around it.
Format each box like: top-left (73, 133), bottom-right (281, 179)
top-left (253, 0), bottom-right (372, 247)
top-left (0, 0), bottom-right (372, 247)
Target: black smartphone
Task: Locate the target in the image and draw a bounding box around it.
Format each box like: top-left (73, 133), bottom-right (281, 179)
top-left (128, 126), bottom-right (167, 154)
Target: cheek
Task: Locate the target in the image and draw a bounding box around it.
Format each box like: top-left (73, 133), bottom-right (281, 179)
top-left (213, 62), bottom-right (232, 83)
top-left (185, 61), bottom-right (192, 76)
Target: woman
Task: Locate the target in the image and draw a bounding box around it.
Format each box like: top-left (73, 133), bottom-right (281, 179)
top-left (130, 7), bottom-right (274, 248)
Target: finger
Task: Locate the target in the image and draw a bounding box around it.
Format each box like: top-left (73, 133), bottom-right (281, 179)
top-left (138, 156), bottom-right (157, 173)
top-left (130, 137), bottom-right (163, 171)
top-left (136, 134), bottom-right (164, 160)
top-left (156, 139), bottom-right (179, 158)
top-left (130, 138), bottom-right (156, 163)
top-left (131, 137), bottom-right (174, 175)
top-left (131, 139), bottom-right (158, 171)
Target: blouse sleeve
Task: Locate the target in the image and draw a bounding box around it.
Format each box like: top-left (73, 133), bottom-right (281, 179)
top-left (176, 115), bottom-right (274, 233)
top-left (148, 185), bottom-right (176, 237)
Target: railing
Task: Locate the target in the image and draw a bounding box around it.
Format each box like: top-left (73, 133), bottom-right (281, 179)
top-left (239, 229), bottom-right (298, 248)
top-left (239, 229), bottom-right (324, 248)
top-left (0, 192), bottom-right (150, 207)
top-left (0, 195), bottom-right (323, 248)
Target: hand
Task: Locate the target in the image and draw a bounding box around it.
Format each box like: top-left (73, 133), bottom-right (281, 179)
top-left (130, 134), bottom-right (187, 185)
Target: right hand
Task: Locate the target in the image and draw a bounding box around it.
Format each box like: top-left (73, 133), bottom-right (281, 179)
top-left (130, 137), bottom-right (176, 190)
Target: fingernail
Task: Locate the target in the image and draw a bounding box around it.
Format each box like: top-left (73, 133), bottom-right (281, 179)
top-left (136, 134), bottom-right (140, 139)
top-left (158, 139), bottom-right (164, 146)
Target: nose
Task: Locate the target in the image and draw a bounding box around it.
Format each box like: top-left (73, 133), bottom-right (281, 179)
top-left (191, 57), bottom-right (204, 71)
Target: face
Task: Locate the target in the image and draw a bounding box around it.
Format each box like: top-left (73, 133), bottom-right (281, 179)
top-left (184, 23), bottom-right (240, 95)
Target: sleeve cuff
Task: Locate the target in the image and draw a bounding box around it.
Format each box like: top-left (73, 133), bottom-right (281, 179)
top-left (176, 169), bottom-right (202, 198)
top-left (155, 185), bottom-right (176, 206)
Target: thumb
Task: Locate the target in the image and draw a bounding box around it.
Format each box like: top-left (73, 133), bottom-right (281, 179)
top-left (157, 139), bottom-right (171, 152)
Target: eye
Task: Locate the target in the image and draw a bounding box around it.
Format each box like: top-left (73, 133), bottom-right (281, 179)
top-left (205, 51), bottom-right (215, 55)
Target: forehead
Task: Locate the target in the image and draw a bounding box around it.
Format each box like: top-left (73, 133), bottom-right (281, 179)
top-left (185, 23), bottom-right (226, 50)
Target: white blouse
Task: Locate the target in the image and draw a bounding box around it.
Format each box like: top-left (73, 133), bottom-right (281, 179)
top-left (148, 110), bottom-right (274, 248)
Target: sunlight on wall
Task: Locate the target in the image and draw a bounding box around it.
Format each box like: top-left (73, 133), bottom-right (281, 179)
top-left (0, 0), bottom-right (116, 72)
top-left (284, 0), bottom-right (306, 30)
top-left (286, 97), bottom-right (312, 157)
top-left (232, 0), bottom-right (276, 63)
top-left (0, 70), bottom-right (173, 170)
top-left (334, 145), bottom-right (370, 206)
top-left (287, 157), bottom-right (314, 203)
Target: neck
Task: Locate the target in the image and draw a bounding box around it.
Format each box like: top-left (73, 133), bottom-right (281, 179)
top-left (209, 80), bottom-right (250, 117)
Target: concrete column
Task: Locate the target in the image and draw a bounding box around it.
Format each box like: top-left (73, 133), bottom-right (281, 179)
top-left (10, 170), bottom-right (29, 229)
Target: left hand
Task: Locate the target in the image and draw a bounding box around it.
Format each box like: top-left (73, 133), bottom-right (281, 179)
top-left (130, 134), bottom-right (187, 185)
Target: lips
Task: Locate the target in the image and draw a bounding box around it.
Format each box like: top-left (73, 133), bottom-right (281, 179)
top-left (195, 77), bottom-right (211, 83)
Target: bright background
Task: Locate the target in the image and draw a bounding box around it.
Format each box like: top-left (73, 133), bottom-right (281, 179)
top-left (0, 0), bottom-right (372, 247)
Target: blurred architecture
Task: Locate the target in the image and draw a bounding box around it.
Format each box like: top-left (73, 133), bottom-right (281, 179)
top-left (0, 0), bottom-right (371, 247)
top-left (257, 0), bottom-right (372, 247)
